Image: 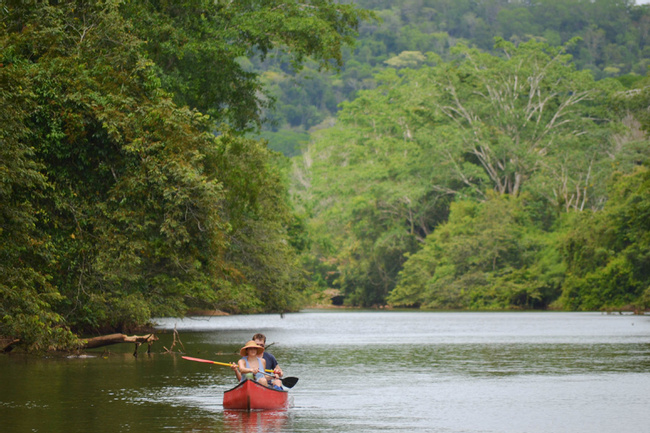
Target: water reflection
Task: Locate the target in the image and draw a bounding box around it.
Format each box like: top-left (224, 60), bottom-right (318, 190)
top-left (222, 410), bottom-right (289, 433)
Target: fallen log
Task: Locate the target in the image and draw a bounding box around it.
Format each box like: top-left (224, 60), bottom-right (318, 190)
top-left (1, 337), bottom-right (20, 353)
top-left (81, 333), bottom-right (158, 356)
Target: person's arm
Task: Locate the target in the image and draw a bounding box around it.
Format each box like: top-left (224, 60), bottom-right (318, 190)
top-left (267, 353), bottom-right (283, 376)
top-left (230, 362), bottom-right (242, 381)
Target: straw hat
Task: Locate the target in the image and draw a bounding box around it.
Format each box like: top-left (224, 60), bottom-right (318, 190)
top-left (239, 340), bottom-right (265, 356)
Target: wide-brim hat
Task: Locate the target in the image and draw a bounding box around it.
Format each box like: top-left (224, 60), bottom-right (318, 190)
top-left (239, 340), bottom-right (265, 356)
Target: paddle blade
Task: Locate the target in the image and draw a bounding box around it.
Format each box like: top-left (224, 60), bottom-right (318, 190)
top-left (281, 376), bottom-right (299, 388)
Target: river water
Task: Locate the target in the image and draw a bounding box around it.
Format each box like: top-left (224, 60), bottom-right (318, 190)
top-left (1, 311), bottom-right (649, 432)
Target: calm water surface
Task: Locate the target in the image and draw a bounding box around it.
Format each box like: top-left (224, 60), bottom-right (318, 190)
top-left (1, 311), bottom-right (649, 432)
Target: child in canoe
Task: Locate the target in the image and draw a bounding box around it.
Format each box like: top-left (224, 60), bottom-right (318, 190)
top-left (235, 340), bottom-right (282, 389)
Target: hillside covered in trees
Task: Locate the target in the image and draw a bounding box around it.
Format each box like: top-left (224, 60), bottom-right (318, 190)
top-left (293, 4), bottom-right (650, 312)
top-left (260, 0), bottom-right (650, 155)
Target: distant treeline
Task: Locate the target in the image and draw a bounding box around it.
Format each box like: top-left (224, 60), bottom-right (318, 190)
top-left (259, 0), bottom-right (650, 156)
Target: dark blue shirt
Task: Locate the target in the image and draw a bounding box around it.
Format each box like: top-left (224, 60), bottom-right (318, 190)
top-left (263, 351), bottom-right (278, 371)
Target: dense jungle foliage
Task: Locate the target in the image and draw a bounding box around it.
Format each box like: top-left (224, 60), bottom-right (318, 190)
top-left (1, 0), bottom-right (650, 353)
top-left (0, 0), bottom-right (368, 351)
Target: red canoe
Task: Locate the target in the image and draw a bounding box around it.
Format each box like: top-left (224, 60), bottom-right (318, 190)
top-left (223, 379), bottom-right (289, 411)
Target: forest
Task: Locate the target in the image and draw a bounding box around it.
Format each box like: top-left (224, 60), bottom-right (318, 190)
top-left (1, 0), bottom-right (649, 352)
top-left (297, 38), bottom-right (650, 312)
top-left (260, 0), bottom-right (650, 155)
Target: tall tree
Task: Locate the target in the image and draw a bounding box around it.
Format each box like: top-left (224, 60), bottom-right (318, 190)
top-left (410, 39), bottom-right (615, 207)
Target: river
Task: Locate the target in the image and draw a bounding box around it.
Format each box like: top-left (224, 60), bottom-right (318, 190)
top-left (1, 311), bottom-right (649, 432)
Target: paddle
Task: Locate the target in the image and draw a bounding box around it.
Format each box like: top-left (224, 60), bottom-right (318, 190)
top-left (257, 370), bottom-right (300, 389)
top-left (181, 356), bottom-right (299, 388)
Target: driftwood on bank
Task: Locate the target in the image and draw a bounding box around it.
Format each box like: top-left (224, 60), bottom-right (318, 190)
top-left (1, 338), bottom-right (20, 353)
top-left (81, 333), bottom-right (158, 356)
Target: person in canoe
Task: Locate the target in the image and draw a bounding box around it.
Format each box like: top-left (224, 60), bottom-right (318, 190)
top-left (232, 334), bottom-right (284, 389)
top-left (235, 340), bottom-right (283, 390)
top-left (252, 333), bottom-right (283, 379)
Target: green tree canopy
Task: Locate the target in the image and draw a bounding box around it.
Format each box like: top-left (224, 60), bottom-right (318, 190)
top-left (121, 0), bottom-right (371, 129)
top-left (388, 194), bottom-right (564, 310)
top-left (559, 166), bottom-right (650, 311)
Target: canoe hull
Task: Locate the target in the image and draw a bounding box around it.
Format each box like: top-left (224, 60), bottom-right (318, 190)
top-left (223, 379), bottom-right (289, 411)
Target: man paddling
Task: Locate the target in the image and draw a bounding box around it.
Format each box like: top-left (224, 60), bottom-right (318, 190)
top-left (252, 333), bottom-right (283, 379)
